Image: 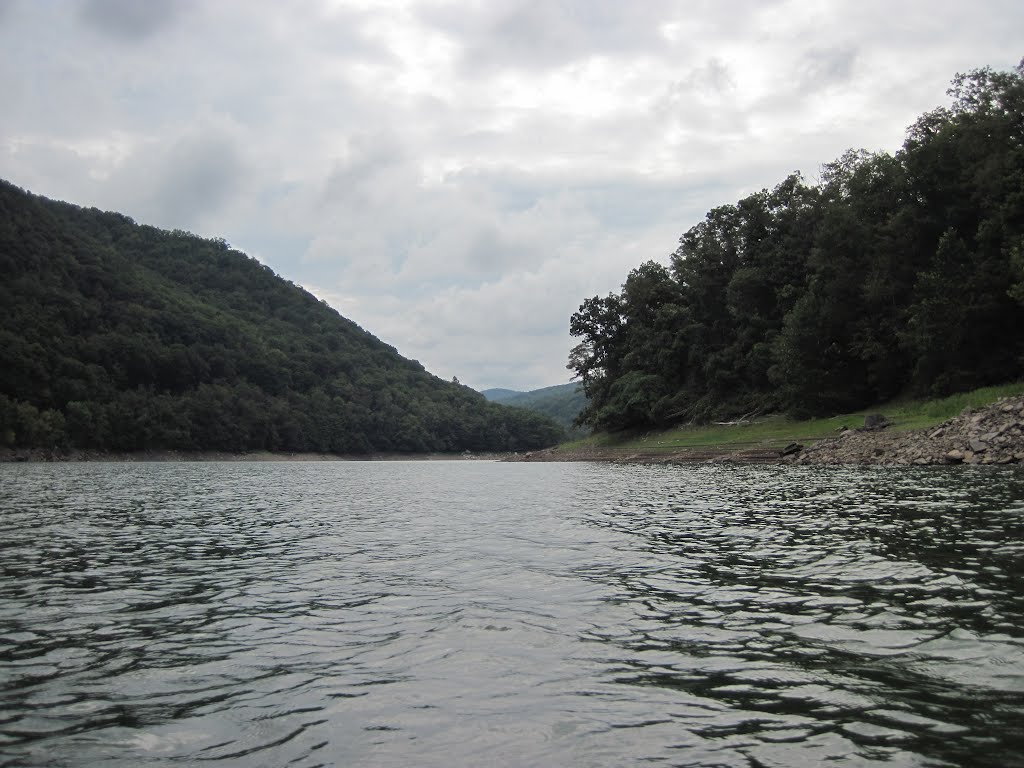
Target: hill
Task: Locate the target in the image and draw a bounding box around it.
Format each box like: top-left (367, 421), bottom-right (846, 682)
top-left (482, 383), bottom-right (588, 435)
top-left (480, 388), bottom-right (522, 404)
top-left (0, 180), bottom-right (564, 455)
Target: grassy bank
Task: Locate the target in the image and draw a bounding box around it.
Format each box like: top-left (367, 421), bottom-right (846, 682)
top-left (555, 382), bottom-right (1024, 457)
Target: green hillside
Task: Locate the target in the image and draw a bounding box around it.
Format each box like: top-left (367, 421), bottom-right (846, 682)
top-left (481, 388), bottom-right (522, 404)
top-left (0, 180), bottom-right (564, 454)
top-left (482, 383), bottom-right (588, 435)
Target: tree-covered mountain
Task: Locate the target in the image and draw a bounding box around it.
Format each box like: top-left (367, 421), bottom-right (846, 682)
top-left (481, 383), bottom-right (587, 435)
top-left (0, 181), bottom-right (564, 454)
top-left (569, 63), bottom-right (1024, 431)
top-left (480, 388), bottom-right (521, 403)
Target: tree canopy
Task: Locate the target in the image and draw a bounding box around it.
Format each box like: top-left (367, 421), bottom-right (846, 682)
top-left (0, 181), bottom-right (564, 453)
top-left (569, 63), bottom-right (1024, 430)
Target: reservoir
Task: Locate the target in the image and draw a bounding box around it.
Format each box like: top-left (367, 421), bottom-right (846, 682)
top-left (1, 461), bottom-right (1023, 766)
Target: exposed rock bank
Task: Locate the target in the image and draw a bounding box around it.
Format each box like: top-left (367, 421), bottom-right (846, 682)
top-left (787, 395), bottom-right (1024, 466)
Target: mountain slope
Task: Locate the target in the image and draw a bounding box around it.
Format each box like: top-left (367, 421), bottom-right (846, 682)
top-left (0, 180), bottom-right (563, 454)
top-left (480, 388), bottom-right (521, 404)
top-left (482, 383), bottom-right (587, 434)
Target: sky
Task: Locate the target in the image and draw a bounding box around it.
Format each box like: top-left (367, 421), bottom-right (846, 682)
top-left (1, 1), bottom-right (1021, 392)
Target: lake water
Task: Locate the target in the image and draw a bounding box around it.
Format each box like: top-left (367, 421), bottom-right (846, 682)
top-left (1, 461), bottom-right (1023, 767)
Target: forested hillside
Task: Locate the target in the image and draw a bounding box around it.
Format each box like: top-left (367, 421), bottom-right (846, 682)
top-left (0, 182), bottom-right (564, 453)
top-left (569, 63), bottom-right (1024, 430)
top-left (482, 383), bottom-right (587, 435)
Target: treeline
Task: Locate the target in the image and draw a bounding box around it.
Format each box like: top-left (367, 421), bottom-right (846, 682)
top-left (0, 181), bottom-right (563, 453)
top-left (569, 63), bottom-right (1024, 430)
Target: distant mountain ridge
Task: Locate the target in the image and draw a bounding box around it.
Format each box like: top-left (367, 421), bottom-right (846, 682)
top-left (0, 180), bottom-right (564, 454)
top-left (481, 383), bottom-right (587, 435)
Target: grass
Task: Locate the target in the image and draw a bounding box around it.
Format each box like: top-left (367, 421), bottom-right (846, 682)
top-left (558, 381), bottom-right (1024, 455)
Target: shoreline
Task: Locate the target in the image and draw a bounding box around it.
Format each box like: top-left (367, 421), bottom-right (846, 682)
top-left (6, 395), bottom-right (1023, 468)
top-left (511, 394), bottom-right (1024, 467)
top-left (0, 448), bottom-right (514, 464)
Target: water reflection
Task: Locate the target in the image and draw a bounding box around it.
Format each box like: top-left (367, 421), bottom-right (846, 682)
top-left (1, 462), bottom-right (1022, 766)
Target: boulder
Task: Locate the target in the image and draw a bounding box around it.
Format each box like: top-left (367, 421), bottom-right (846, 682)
top-left (862, 414), bottom-right (891, 430)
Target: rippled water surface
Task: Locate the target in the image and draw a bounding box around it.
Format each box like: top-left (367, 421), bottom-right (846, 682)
top-left (2, 461), bottom-right (1024, 767)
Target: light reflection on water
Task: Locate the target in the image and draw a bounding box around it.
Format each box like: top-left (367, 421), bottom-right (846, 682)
top-left (1, 461), bottom-right (1023, 767)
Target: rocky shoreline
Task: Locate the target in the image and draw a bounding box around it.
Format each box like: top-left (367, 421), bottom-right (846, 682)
top-left (512, 395), bottom-right (1024, 467)
top-left (785, 394), bottom-right (1024, 466)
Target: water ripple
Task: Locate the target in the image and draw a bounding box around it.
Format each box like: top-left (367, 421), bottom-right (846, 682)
top-left (1, 461), bottom-right (1023, 766)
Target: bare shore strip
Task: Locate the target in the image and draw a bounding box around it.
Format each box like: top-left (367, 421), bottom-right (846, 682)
top-left (6, 396), bottom-right (1024, 467)
top-left (0, 449), bottom-right (510, 463)
top-left (510, 395), bottom-right (1024, 467)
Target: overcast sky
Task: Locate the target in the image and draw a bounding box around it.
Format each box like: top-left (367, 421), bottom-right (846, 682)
top-left (1, 1), bottom-right (1020, 391)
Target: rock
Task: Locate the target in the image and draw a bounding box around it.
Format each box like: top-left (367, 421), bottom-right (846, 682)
top-left (928, 428), bottom-right (945, 439)
top-left (945, 450), bottom-right (964, 463)
top-left (968, 438), bottom-right (989, 453)
top-left (863, 414), bottom-right (891, 430)
top-left (912, 457), bottom-right (929, 465)
top-left (780, 442), bottom-right (803, 457)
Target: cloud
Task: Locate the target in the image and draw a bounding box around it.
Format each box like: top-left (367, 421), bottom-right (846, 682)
top-left (77, 0), bottom-right (188, 41)
top-left (798, 47), bottom-right (858, 90)
top-left (2, 0), bottom-right (1023, 390)
top-left (141, 133), bottom-right (249, 229)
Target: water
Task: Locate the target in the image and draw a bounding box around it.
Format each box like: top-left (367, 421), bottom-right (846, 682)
top-left (2, 462), bottom-right (1023, 767)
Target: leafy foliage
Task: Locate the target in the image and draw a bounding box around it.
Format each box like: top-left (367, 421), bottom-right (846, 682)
top-left (0, 182), bottom-right (564, 453)
top-left (569, 63), bottom-right (1024, 429)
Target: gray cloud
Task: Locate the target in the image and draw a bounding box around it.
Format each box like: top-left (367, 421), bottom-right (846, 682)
top-left (420, 0), bottom-right (678, 73)
top-left (151, 134), bottom-right (247, 228)
top-left (798, 47), bottom-right (858, 90)
top-left (90, 127), bottom-right (252, 235)
top-left (78, 0), bottom-right (187, 41)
